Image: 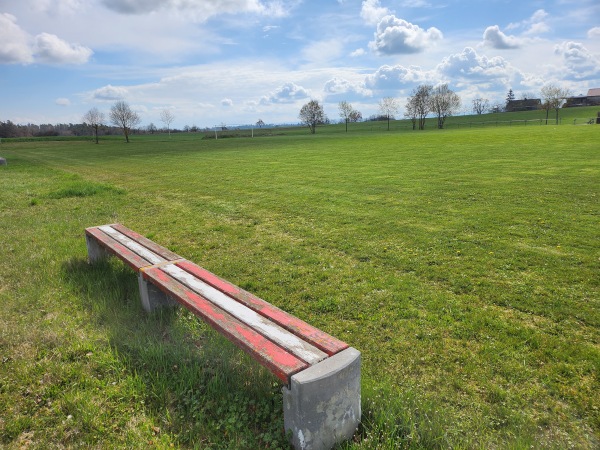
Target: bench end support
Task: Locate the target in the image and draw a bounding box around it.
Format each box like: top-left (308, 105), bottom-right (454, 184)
top-left (86, 232), bottom-right (109, 263)
top-left (283, 347), bottom-right (361, 450)
top-left (138, 273), bottom-right (178, 312)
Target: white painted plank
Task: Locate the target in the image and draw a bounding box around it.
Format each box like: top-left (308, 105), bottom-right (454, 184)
top-left (162, 264), bottom-right (327, 365)
top-left (99, 225), bottom-right (164, 265)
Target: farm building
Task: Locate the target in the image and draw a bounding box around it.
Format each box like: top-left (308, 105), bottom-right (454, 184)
top-left (506, 98), bottom-right (542, 112)
top-left (563, 88), bottom-right (600, 107)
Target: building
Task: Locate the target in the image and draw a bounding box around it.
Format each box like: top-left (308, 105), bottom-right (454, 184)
top-left (506, 98), bottom-right (542, 112)
top-left (563, 88), bottom-right (600, 107)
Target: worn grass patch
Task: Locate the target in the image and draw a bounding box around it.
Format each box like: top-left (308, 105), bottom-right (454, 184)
top-left (0, 125), bottom-right (598, 449)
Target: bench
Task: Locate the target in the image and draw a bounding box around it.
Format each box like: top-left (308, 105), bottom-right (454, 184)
top-left (85, 224), bottom-right (361, 450)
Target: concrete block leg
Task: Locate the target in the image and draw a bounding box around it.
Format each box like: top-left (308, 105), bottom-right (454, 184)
top-left (283, 347), bottom-right (361, 450)
top-left (137, 273), bottom-right (178, 313)
top-left (86, 234), bottom-right (109, 263)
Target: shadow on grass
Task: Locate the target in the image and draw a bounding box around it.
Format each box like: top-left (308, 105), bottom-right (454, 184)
top-left (61, 256), bottom-right (291, 449)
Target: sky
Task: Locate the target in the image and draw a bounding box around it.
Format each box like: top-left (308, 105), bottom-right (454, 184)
top-left (1, 0), bottom-right (599, 129)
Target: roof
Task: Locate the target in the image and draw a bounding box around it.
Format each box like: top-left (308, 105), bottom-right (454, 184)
top-left (587, 88), bottom-right (600, 97)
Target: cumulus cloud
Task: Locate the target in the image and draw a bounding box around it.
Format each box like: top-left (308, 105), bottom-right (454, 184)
top-left (554, 41), bottom-right (600, 80)
top-left (55, 97), bottom-right (71, 106)
top-left (364, 64), bottom-right (430, 90)
top-left (0, 14), bottom-right (34, 64)
top-left (370, 15), bottom-right (442, 55)
top-left (507, 9), bottom-right (549, 36)
top-left (437, 47), bottom-right (515, 85)
top-left (588, 27), bottom-right (600, 38)
top-left (0, 13), bottom-right (92, 65)
top-left (483, 26), bottom-right (521, 49)
top-left (34, 33), bottom-right (93, 64)
top-left (323, 77), bottom-right (371, 100)
top-left (101, 0), bottom-right (289, 21)
top-left (221, 98), bottom-right (233, 106)
top-left (92, 84), bottom-right (129, 101)
top-left (260, 82), bottom-right (310, 105)
top-left (360, 0), bottom-right (390, 26)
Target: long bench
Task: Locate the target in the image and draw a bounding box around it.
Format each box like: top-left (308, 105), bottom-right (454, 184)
top-left (85, 223), bottom-right (361, 450)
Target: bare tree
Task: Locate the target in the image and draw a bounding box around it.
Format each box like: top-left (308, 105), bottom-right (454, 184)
top-left (407, 85), bottom-right (432, 130)
top-left (109, 101), bottom-right (140, 143)
top-left (430, 84), bottom-right (461, 129)
top-left (299, 100), bottom-right (327, 134)
top-left (82, 107), bottom-right (105, 144)
top-left (160, 109), bottom-right (175, 136)
top-left (338, 101), bottom-right (361, 132)
top-left (378, 97), bottom-right (399, 131)
top-left (404, 99), bottom-right (418, 130)
top-left (256, 119), bottom-right (265, 128)
top-left (540, 84), bottom-right (571, 125)
top-left (472, 98), bottom-right (489, 115)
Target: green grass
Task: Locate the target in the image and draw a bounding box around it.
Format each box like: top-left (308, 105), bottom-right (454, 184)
top-left (0, 124), bottom-right (598, 449)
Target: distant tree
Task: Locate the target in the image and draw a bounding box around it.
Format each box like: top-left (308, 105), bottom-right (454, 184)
top-left (407, 84), bottom-right (433, 130)
top-left (160, 109), bottom-right (175, 136)
top-left (430, 84), bottom-right (461, 129)
top-left (404, 99), bottom-right (418, 130)
top-left (540, 84), bottom-right (571, 125)
top-left (299, 100), bottom-right (327, 134)
top-left (256, 119), bottom-right (265, 128)
top-left (338, 101), bottom-right (361, 132)
top-left (147, 123), bottom-right (157, 134)
top-left (109, 101), bottom-right (140, 143)
top-left (82, 107), bottom-right (105, 144)
top-left (378, 97), bottom-right (399, 131)
top-left (505, 89), bottom-right (515, 108)
top-left (472, 98), bottom-right (489, 115)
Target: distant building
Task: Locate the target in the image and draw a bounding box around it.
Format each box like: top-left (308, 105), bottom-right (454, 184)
top-left (564, 88), bottom-right (600, 107)
top-left (506, 98), bottom-right (542, 112)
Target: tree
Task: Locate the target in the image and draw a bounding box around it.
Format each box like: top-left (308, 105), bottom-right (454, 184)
top-left (338, 101), bottom-right (361, 132)
top-left (505, 89), bottom-right (515, 109)
top-left (160, 109), bottom-right (175, 136)
top-left (540, 84), bottom-right (571, 125)
top-left (109, 101), bottom-right (140, 143)
top-left (147, 123), bottom-right (157, 134)
top-left (430, 84), bottom-right (461, 129)
top-left (407, 84), bottom-right (432, 130)
top-left (299, 100), bottom-right (327, 134)
top-left (378, 97), bottom-right (399, 131)
top-left (256, 119), bottom-right (265, 128)
top-left (403, 99), bottom-right (418, 130)
top-left (82, 107), bottom-right (105, 144)
top-left (472, 98), bottom-right (489, 115)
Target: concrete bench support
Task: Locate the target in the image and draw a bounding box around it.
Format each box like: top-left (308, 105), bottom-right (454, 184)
top-left (283, 347), bottom-right (361, 450)
top-left (138, 272), bottom-right (178, 312)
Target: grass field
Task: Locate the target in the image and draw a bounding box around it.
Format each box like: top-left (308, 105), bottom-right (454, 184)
top-left (0, 123), bottom-right (598, 449)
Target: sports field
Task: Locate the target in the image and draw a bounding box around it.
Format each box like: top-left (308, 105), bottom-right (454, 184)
top-left (0, 123), bottom-right (598, 448)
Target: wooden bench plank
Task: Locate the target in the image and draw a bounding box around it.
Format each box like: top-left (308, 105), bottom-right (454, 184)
top-left (85, 227), bottom-right (153, 270)
top-left (142, 266), bottom-right (309, 383)
top-left (98, 225), bottom-right (165, 265)
top-left (111, 224), bottom-right (181, 261)
top-left (161, 263), bottom-right (328, 365)
top-left (176, 260), bottom-right (349, 356)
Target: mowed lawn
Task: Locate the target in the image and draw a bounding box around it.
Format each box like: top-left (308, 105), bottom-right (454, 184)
top-left (0, 125), bottom-right (598, 449)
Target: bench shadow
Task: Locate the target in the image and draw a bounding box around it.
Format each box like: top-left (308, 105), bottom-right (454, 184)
top-left (61, 256), bottom-right (289, 448)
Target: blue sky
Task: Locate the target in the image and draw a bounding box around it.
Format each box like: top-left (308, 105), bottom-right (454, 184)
top-left (1, 0), bottom-right (599, 129)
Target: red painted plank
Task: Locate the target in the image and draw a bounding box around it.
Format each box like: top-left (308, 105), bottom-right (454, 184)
top-left (143, 267), bottom-right (309, 384)
top-left (175, 260), bottom-right (349, 356)
top-left (86, 227), bottom-right (152, 270)
top-left (111, 224), bottom-right (181, 261)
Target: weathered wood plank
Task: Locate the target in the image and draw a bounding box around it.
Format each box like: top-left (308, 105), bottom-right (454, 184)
top-left (112, 224), bottom-right (181, 261)
top-left (98, 225), bottom-right (165, 265)
top-left (176, 260), bottom-right (349, 356)
top-left (85, 227), bottom-right (152, 270)
top-left (162, 264), bottom-right (328, 365)
top-left (142, 267), bottom-right (309, 383)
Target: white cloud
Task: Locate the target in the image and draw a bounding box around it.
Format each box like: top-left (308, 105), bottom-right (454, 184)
top-left (483, 26), bottom-right (521, 49)
top-left (364, 64), bottom-right (431, 90)
top-left (0, 14), bottom-right (34, 64)
top-left (323, 77), bottom-right (371, 100)
top-left (360, 0), bottom-right (391, 26)
top-left (554, 41), bottom-right (600, 80)
top-left (55, 97), bottom-right (71, 106)
top-left (221, 98), bottom-right (233, 106)
top-left (507, 9), bottom-right (549, 36)
top-left (370, 15), bottom-right (442, 55)
top-left (101, 0), bottom-right (290, 21)
top-left (34, 33), bottom-right (93, 64)
top-left (588, 27), bottom-right (600, 38)
top-left (350, 48), bottom-right (365, 57)
top-left (437, 47), bottom-right (516, 88)
top-left (92, 84), bottom-right (129, 101)
top-left (260, 82), bottom-right (310, 105)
